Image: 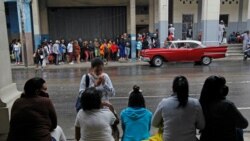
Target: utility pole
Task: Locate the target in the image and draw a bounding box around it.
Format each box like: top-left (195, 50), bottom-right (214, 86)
top-left (18, 0), bottom-right (29, 67)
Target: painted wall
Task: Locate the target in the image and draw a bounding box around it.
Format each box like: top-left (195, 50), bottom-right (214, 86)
top-left (173, 0), bottom-right (198, 40)
top-left (220, 1), bottom-right (239, 22)
top-left (220, 1), bottom-right (241, 36)
top-left (242, 0), bottom-right (248, 21)
top-left (136, 15), bottom-right (149, 25)
top-left (173, 0), bottom-right (198, 23)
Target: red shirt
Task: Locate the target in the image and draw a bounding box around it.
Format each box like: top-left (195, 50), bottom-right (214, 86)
top-left (111, 44), bottom-right (118, 53)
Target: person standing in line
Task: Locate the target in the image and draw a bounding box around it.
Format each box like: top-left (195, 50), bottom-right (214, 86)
top-left (53, 40), bottom-right (60, 65)
top-left (13, 39), bottom-right (21, 64)
top-left (88, 40), bottom-right (95, 61)
top-left (242, 31), bottom-right (250, 52)
top-left (67, 40), bottom-right (74, 64)
top-left (83, 41), bottom-right (89, 62)
top-left (94, 38), bottom-right (100, 58)
top-left (136, 38), bottom-right (142, 61)
top-left (218, 20), bottom-right (226, 44)
top-left (42, 42), bottom-right (49, 67)
top-left (199, 75), bottom-right (248, 141)
top-left (124, 33), bottom-right (131, 60)
top-left (111, 41), bottom-right (118, 61)
top-left (120, 85), bottom-right (152, 141)
top-left (73, 40), bottom-right (81, 64)
top-left (152, 76), bottom-right (205, 141)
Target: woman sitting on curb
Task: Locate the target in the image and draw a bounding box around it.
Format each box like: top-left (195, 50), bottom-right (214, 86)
top-left (152, 75), bottom-right (205, 141)
top-left (199, 75), bottom-right (248, 141)
top-left (75, 87), bottom-right (119, 141)
top-left (120, 85), bottom-right (152, 141)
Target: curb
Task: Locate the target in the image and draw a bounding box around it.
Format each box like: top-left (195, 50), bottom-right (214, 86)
top-left (10, 57), bottom-right (245, 70)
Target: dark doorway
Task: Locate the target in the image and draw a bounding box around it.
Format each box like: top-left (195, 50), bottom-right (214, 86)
top-left (136, 25), bottom-right (149, 34)
top-left (182, 14), bottom-right (193, 40)
top-left (220, 14), bottom-right (229, 27)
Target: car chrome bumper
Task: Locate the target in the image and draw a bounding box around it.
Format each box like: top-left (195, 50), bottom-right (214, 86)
top-left (141, 57), bottom-right (151, 62)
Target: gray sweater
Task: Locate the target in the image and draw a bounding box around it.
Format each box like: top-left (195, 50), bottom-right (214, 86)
top-left (152, 96), bottom-right (205, 141)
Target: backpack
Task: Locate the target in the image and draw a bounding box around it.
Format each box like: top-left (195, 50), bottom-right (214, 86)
top-left (75, 74), bottom-right (90, 112)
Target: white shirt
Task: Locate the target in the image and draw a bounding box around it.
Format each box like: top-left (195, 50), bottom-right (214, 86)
top-left (51, 126), bottom-right (67, 141)
top-left (169, 27), bottom-right (175, 36)
top-left (13, 44), bottom-right (20, 52)
top-left (79, 73), bottom-right (115, 101)
top-left (219, 24), bottom-right (225, 32)
top-left (75, 109), bottom-right (116, 141)
top-left (67, 43), bottom-right (73, 53)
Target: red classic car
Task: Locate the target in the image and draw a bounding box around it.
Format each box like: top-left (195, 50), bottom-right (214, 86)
top-left (141, 40), bottom-right (227, 67)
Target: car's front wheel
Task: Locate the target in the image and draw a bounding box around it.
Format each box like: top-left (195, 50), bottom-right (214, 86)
top-left (152, 56), bottom-right (163, 67)
top-left (201, 56), bottom-right (212, 65)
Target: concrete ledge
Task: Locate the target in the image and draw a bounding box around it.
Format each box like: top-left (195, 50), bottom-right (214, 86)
top-left (0, 83), bottom-right (21, 110)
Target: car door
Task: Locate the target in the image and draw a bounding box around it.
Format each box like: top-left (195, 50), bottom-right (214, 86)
top-left (186, 42), bottom-right (204, 61)
top-left (165, 42), bottom-right (188, 61)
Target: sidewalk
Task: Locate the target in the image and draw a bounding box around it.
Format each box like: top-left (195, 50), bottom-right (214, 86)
top-left (246, 133), bottom-right (250, 141)
top-left (11, 60), bottom-right (149, 70)
top-left (11, 56), bottom-right (244, 70)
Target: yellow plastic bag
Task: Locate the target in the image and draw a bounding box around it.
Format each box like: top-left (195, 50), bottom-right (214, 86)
top-left (144, 128), bottom-right (163, 141)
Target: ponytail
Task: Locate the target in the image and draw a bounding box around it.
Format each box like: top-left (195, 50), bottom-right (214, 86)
top-left (172, 76), bottom-right (189, 108)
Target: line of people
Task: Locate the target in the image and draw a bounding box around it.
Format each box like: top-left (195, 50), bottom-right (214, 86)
top-left (7, 58), bottom-right (248, 141)
top-left (32, 32), bottom-right (160, 69)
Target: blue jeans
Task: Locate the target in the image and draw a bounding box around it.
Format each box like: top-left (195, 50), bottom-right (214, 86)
top-left (125, 47), bottom-right (130, 58)
top-left (14, 51), bottom-right (20, 62)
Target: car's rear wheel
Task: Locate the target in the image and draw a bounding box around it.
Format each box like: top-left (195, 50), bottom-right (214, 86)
top-left (152, 56), bottom-right (163, 67)
top-left (202, 56), bottom-right (212, 65)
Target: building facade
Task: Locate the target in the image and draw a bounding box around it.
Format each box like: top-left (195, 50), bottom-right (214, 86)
top-left (4, 0), bottom-right (250, 65)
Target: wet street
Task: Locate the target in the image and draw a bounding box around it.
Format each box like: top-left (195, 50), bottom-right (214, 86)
top-left (12, 60), bottom-right (250, 139)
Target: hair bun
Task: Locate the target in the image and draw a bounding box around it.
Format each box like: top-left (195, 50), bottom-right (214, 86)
top-left (133, 85), bottom-right (140, 93)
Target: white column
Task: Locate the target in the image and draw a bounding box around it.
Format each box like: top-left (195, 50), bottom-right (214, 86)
top-left (39, 0), bottom-right (49, 40)
top-left (17, 0), bottom-right (34, 66)
top-left (149, 0), bottom-right (154, 33)
top-left (201, 0), bottom-right (220, 45)
top-left (247, 0), bottom-right (250, 30)
top-left (158, 0), bottom-right (169, 47)
top-left (154, 0), bottom-right (159, 30)
top-left (129, 0), bottom-right (136, 61)
top-left (127, 4), bottom-right (131, 33)
top-left (0, 1), bottom-right (21, 140)
top-left (32, 0), bottom-right (41, 49)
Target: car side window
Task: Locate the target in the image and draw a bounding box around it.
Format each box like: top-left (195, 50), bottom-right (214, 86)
top-left (175, 43), bottom-right (186, 49)
top-left (187, 43), bottom-right (199, 48)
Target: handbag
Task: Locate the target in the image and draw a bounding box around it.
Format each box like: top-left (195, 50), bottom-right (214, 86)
top-left (75, 74), bottom-right (89, 112)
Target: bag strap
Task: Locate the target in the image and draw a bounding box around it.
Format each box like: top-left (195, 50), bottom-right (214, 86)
top-left (85, 74), bottom-right (90, 88)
